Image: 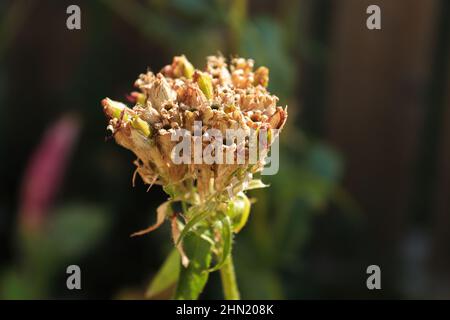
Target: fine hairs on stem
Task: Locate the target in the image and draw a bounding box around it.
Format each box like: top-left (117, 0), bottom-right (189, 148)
top-left (220, 254), bottom-right (240, 300)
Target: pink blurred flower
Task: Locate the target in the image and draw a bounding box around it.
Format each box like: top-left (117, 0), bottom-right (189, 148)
top-left (18, 114), bottom-right (80, 231)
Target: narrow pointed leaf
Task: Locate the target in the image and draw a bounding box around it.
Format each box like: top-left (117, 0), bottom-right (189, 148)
top-left (174, 232), bottom-right (212, 300)
top-left (176, 208), bottom-right (211, 245)
top-left (146, 249), bottom-right (180, 299)
top-left (208, 213), bottom-right (232, 272)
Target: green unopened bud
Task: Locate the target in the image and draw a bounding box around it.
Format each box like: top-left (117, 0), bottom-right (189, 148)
top-left (132, 116), bottom-right (151, 137)
top-left (102, 98), bottom-right (130, 120)
top-left (227, 192), bottom-right (251, 233)
top-left (102, 98), bottom-right (151, 137)
top-left (193, 71), bottom-right (213, 100)
top-left (127, 92), bottom-right (146, 105)
top-left (254, 66), bottom-right (269, 87)
top-left (173, 55), bottom-right (195, 79)
top-left (130, 92), bottom-right (146, 105)
top-left (137, 94), bottom-right (146, 105)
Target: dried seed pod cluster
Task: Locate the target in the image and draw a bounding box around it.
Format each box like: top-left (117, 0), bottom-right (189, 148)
top-left (102, 55), bottom-right (287, 203)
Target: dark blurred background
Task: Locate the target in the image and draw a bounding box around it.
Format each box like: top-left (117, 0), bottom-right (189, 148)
top-left (1, 0), bottom-right (450, 299)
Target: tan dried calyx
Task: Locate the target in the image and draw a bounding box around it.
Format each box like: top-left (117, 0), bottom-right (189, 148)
top-left (102, 55), bottom-right (287, 202)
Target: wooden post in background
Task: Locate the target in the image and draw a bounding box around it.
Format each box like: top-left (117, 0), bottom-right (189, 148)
top-left (431, 14), bottom-right (450, 294)
top-left (324, 0), bottom-right (439, 286)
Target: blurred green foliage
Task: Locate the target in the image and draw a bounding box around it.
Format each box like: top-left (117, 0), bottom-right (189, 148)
top-left (236, 139), bottom-right (342, 299)
top-left (1, 204), bottom-right (110, 299)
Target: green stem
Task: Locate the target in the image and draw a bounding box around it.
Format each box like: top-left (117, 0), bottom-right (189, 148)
top-left (219, 254), bottom-right (240, 300)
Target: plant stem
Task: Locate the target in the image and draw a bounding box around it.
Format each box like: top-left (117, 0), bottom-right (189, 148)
top-left (220, 254), bottom-right (240, 300)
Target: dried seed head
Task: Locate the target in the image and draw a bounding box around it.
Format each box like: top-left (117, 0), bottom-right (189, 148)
top-left (102, 55), bottom-right (287, 202)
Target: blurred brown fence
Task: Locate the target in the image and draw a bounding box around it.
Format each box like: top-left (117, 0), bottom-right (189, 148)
top-left (299, 0), bottom-right (450, 296)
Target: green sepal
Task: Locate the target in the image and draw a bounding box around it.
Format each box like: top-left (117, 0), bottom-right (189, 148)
top-left (208, 213), bottom-right (232, 272)
top-left (227, 192), bottom-right (251, 233)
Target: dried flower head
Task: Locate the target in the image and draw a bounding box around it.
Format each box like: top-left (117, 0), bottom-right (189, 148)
top-left (102, 55), bottom-right (287, 274)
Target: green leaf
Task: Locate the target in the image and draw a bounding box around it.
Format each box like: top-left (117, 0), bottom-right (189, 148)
top-left (47, 204), bottom-right (110, 258)
top-left (176, 207), bottom-right (211, 245)
top-left (0, 269), bottom-right (36, 300)
top-left (174, 232), bottom-right (212, 300)
top-left (208, 213), bottom-right (232, 272)
top-left (146, 249), bottom-right (180, 299)
top-left (227, 192), bottom-right (251, 233)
